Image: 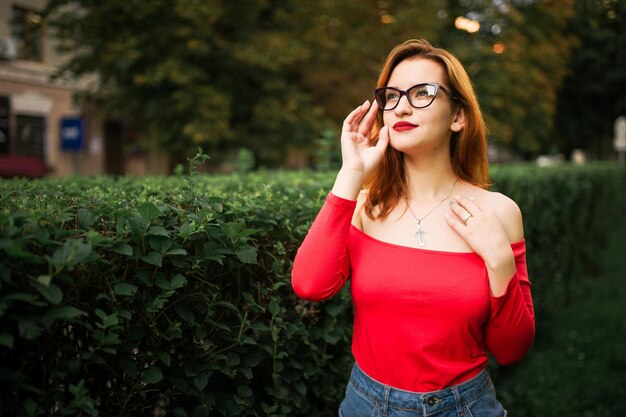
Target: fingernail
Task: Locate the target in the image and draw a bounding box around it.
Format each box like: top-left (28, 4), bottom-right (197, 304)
top-left (454, 195), bottom-right (461, 199)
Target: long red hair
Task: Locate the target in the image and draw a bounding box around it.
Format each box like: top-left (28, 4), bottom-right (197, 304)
top-left (364, 39), bottom-right (490, 220)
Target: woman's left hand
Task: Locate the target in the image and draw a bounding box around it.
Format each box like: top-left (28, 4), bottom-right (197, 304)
top-left (446, 195), bottom-right (516, 295)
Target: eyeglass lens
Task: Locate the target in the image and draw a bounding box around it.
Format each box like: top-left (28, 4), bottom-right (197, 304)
top-left (376, 83), bottom-right (438, 110)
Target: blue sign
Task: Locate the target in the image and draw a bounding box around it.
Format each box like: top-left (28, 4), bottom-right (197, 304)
top-left (60, 117), bottom-right (83, 151)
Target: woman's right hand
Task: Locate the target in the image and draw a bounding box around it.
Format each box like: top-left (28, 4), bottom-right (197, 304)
top-left (332, 100), bottom-right (390, 200)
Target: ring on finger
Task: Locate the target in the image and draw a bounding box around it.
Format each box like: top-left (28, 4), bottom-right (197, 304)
top-left (463, 212), bottom-right (473, 222)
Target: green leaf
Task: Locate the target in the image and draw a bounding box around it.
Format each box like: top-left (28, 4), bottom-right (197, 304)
top-left (324, 301), bottom-right (344, 318)
top-left (193, 405), bottom-right (209, 417)
top-left (2, 292), bottom-right (46, 307)
top-left (149, 235), bottom-right (172, 252)
top-left (77, 208), bottom-right (96, 228)
top-left (164, 322), bottom-right (182, 339)
top-left (41, 306), bottom-right (87, 328)
top-left (174, 304), bottom-right (196, 324)
top-left (173, 407), bottom-right (189, 417)
top-left (221, 221), bottom-right (243, 239)
top-left (18, 319), bottom-right (43, 340)
top-left (95, 308), bottom-right (119, 328)
top-left (141, 251), bottom-right (163, 267)
top-left (294, 380), bottom-right (307, 396)
top-left (30, 281), bottom-right (63, 305)
top-left (156, 351), bottom-right (171, 367)
top-left (102, 333), bottom-right (120, 346)
top-left (226, 352), bottom-right (240, 367)
top-left (268, 299), bottom-right (280, 315)
top-left (119, 357), bottom-right (137, 376)
top-left (177, 222), bottom-right (194, 238)
top-left (115, 307), bottom-right (132, 321)
top-left (240, 367), bottom-right (253, 379)
top-left (110, 243), bottom-right (133, 256)
top-left (166, 248), bottom-right (188, 256)
top-left (50, 238), bottom-right (93, 267)
top-left (0, 332), bottom-right (14, 348)
top-left (147, 226), bottom-right (169, 237)
top-left (142, 366), bottom-right (163, 384)
top-left (113, 283), bottom-right (138, 297)
top-left (171, 274), bottom-right (187, 289)
top-left (137, 203), bottom-right (160, 222)
top-left (155, 277), bottom-right (171, 290)
top-left (236, 245), bottom-right (257, 264)
top-left (169, 376), bottom-right (189, 392)
top-left (237, 385), bottom-right (253, 398)
top-left (4, 242), bottom-right (45, 264)
top-left (193, 371), bottom-right (210, 391)
top-left (23, 397), bottom-right (41, 416)
top-left (36, 275), bottom-right (52, 286)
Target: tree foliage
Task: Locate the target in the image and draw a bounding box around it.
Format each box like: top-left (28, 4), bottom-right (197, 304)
top-left (45, 0), bottom-right (581, 166)
top-left (554, 0), bottom-right (626, 160)
top-left (46, 0), bottom-right (328, 165)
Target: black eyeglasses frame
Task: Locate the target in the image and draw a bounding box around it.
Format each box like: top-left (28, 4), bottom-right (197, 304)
top-left (374, 82), bottom-right (458, 111)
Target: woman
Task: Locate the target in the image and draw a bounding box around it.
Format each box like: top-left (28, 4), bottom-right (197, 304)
top-left (292, 39), bottom-right (534, 416)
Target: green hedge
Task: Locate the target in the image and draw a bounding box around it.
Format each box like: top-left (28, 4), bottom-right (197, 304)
top-left (0, 163), bottom-right (625, 417)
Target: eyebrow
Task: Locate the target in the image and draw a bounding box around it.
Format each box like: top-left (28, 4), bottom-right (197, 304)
top-left (385, 82), bottom-right (441, 89)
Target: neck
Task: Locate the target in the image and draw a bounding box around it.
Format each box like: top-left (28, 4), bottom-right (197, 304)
top-left (403, 152), bottom-right (458, 202)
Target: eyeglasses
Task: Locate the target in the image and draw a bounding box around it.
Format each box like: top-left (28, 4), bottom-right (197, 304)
top-left (374, 82), bottom-right (456, 111)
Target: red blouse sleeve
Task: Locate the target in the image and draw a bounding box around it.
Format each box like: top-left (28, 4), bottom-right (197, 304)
top-left (291, 192), bottom-right (355, 301)
top-left (485, 240), bottom-right (535, 365)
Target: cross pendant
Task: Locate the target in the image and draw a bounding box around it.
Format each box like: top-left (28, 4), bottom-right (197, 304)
top-left (413, 220), bottom-right (427, 248)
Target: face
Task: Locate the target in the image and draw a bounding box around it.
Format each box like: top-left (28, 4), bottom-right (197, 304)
top-left (381, 57), bottom-right (464, 155)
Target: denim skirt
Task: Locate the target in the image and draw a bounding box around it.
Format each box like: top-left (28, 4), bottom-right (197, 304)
top-left (338, 363), bottom-right (507, 417)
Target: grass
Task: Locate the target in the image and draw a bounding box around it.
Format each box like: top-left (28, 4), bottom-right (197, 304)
top-left (495, 220), bottom-right (626, 416)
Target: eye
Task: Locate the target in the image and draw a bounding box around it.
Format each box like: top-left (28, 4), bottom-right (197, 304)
top-left (385, 90), bottom-right (399, 101)
top-left (411, 85), bottom-right (431, 99)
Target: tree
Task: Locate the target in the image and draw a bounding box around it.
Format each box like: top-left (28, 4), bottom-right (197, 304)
top-left (45, 0), bottom-right (329, 167)
top-left (439, 0), bottom-right (577, 158)
top-left (554, 0), bottom-right (626, 160)
top-left (45, 0), bottom-right (580, 167)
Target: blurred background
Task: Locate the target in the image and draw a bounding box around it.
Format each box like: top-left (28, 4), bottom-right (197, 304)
top-left (0, 0), bottom-right (624, 177)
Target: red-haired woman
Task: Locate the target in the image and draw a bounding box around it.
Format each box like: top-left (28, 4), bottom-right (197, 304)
top-left (292, 39), bottom-right (534, 417)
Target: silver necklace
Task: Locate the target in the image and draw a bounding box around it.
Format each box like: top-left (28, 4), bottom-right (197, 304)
top-left (405, 179), bottom-right (458, 248)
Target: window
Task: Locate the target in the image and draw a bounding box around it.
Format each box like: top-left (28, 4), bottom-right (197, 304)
top-left (0, 96), bottom-right (9, 154)
top-left (11, 6), bottom-right (44, 62)
top-left (15, 115), bottom-right (45, 157)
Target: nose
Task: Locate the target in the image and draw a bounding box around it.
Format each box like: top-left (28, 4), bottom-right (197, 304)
top-left (394, 93), bottom-right (413, 116)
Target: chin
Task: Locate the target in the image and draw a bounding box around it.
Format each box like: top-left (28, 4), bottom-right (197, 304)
top-left (389, 135), bottom-right (421, 152)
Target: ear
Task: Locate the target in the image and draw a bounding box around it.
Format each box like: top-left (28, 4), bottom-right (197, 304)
top-left (450, 105), bottom-right (465, 133)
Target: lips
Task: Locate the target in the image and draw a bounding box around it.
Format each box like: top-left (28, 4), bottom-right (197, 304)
top-left (393, 121), bottom-right (418, 132)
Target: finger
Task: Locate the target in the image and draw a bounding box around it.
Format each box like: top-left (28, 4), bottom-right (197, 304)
top-left (343, 100), bottom-right (369, 132)
top-left (453, 195), bottom-right (482, 213)
top-left (357, 99), bottom-right (379, 136)
top-left (449, 200), bottom-right (473, 221)
top-left (445, 214), bottom-right (467, 235)
top-left (375, 126), bottom-right (390, 153)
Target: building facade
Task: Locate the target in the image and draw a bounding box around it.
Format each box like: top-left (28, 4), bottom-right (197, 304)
top-left (0, 0), bottom-right (167, 177)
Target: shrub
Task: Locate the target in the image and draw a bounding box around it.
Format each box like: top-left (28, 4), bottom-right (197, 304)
top-left (0, 163), bottom-right (624, 416)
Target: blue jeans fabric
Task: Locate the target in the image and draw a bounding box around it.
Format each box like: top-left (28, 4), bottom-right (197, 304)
top-left (338, 363), bottom-right (507, 417)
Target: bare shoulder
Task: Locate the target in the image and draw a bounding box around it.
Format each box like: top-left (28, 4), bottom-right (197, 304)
top-left (352, 189), bottom-right (368, 230)
top-left (471, 187), bottom-right (524, 243)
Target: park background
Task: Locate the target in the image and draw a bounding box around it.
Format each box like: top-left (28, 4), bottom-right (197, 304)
top-left (1, 0), bottom-right (626, 416)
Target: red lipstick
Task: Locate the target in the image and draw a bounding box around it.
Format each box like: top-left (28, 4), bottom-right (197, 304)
top-left (393, 121), bottom-right (418, 132)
